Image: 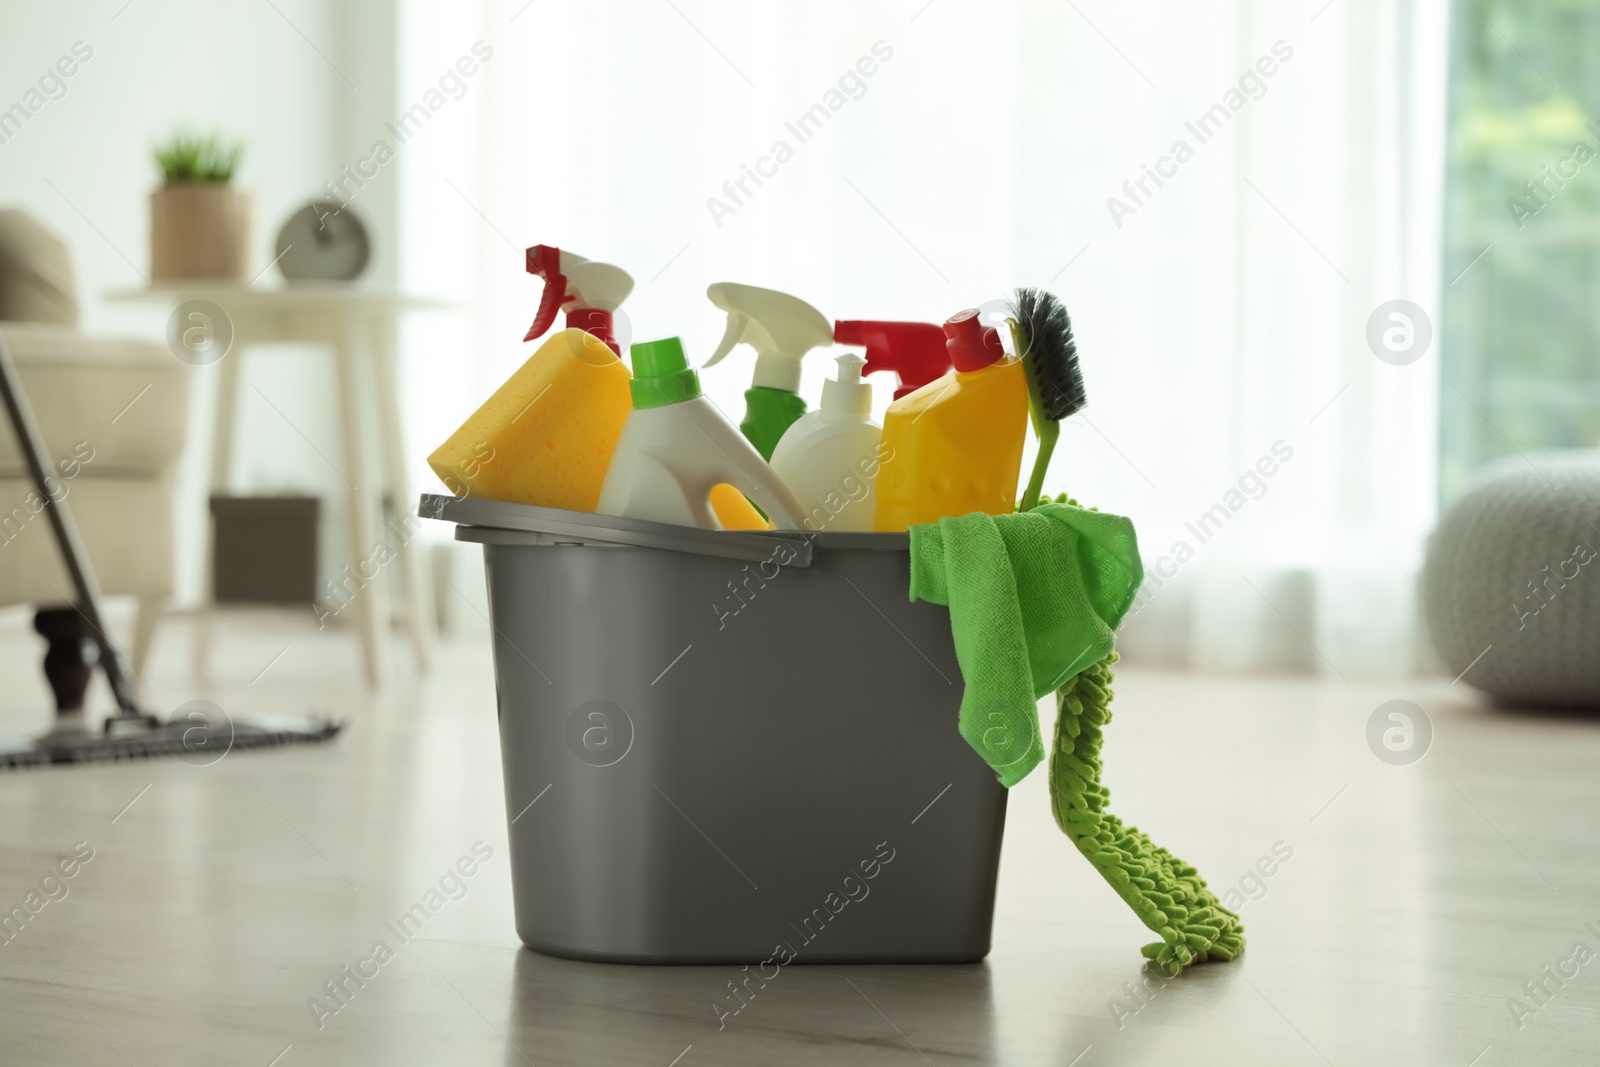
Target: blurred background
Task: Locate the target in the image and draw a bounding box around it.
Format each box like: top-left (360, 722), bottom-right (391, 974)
top-left (0, 0), bottom-right (1586, 691)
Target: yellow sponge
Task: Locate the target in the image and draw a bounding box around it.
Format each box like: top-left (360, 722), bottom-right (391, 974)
top-left (429, 329), bottom-right (631, 512)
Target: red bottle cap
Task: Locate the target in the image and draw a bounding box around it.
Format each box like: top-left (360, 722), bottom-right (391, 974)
top-left (943, 309), bottom-right (1004, 372)
top-left (832, 320), bottom-right (951, 399)
top-left (566, 307), bottom-right (618, 356)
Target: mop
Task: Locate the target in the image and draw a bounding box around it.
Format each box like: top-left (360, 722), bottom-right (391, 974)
top-left (1011, 289), bottom-right (1243, 972)
top-left (0, 333), bottom-right (340, 768)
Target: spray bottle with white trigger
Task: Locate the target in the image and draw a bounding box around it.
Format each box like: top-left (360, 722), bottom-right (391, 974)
top-left (523, 245), bottom-right (634, 355)
top-left (702, 282), bottom-right (834, 460)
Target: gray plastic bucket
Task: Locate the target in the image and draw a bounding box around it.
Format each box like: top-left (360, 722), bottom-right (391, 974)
top-left (421, 493), bottom-right (1007, 964)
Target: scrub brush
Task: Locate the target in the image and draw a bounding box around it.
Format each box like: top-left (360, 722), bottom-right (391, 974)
top-left (1007, 288), bottom-right (1086, 511)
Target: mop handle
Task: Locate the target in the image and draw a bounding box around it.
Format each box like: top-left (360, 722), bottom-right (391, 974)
top-left (0, 333), bottom-right (141, 714)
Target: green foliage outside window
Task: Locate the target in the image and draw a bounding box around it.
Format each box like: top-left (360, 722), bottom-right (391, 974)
top-left (1441, 1), bottom-right (1600, 501)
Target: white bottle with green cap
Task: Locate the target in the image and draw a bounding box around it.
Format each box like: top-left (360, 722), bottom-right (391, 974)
top-left (598, 336), bottom-right (807, 530)
top-left (769, 352), bottom-right (883, 532)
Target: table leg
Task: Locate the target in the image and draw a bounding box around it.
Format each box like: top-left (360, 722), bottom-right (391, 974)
top-left (334, 311), bottom-right (390, 688)
top-left (368, 311), bottom-right (434, 672)
top-left (195, 334), bottom-right (244, 680)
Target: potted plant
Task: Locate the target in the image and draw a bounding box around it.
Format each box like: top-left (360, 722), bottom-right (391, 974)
top-left (149, 132), bottom-right (251, 281)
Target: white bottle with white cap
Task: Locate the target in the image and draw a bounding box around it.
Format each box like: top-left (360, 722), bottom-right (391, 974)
top-left (769, 353), bottom-right (885, 533)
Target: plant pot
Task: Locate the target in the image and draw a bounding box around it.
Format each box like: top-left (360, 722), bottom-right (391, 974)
top-left (149, 184), bottom-right (253, 281)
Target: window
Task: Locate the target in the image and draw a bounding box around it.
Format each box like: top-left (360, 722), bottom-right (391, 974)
top-left (1441, 0), bottom-right (1600, 501)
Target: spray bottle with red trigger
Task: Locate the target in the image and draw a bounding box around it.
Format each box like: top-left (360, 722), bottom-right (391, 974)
top-left (871, 310), bottom-right (1029, 530)
top-left (524, 245), bottom-right (635, 355)
top-left (831, 320), bottom-right (952, 400)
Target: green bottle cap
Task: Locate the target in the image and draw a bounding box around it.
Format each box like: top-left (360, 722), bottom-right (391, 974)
top-left (628, 337), bottom-right (702, 409)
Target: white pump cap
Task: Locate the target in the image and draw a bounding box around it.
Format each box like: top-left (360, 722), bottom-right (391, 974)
top-left (559, 250), bottom-right (633, 311)
top-left (821, 352), bottom-right (871, 419)
top-left (702, 282), bottom-right (833, 394)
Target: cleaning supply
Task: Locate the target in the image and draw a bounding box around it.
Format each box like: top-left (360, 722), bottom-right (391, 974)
top-left (523, 244), bottom-right (633, 354)
top-left (436, 244), bottom-right (768, 528)
top-left (706, 484), bottom-right (772, 531)
top-left (908, 501), bottom-right (1142, 781)
top-left (702, 282), bottom-right (834, 459)
top-left (0, 333), bottom-right (339, 768)
top-left (832, 320), bottom-right (951, 400)
top-left (599, 336), bottom-right (807, 530)
top-left (908, 500), bottom-right (1244, 974)
top-left (872, 309), bottom-right (1028, 531)
top-left (428, 329), bottom-right (632, 512)
top-left (769, 353), bottom-right (883, 532)
top-left (421, 488), bottom-right (1006, 963)
top-left (1052, 654), bottom-right (1244, 974)
top-left (1008, 288), bottom-right (1087, 510)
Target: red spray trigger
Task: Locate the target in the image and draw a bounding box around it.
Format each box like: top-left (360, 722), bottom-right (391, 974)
top-left (524, 244), bottom-right (568, 342)
top-left (833, 320), bottom-right (951, 400)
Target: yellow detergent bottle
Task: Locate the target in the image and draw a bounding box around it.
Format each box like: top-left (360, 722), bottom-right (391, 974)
top-left (872, 309), bottom-right (1028, 531)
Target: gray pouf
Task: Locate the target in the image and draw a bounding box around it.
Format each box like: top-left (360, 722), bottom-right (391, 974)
top-left (1422, 451), bottom-right (1600, 705)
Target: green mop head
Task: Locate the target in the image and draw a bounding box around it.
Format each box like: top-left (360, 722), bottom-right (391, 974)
top-left (1051, 651), bottom-right (1245, 974)
top-left (1008, 288), bottom-right (1086, 510)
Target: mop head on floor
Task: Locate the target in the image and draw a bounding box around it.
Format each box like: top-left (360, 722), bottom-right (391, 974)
top-left (0, 714), bottom-right (342, 770)
top-left (1051, 653), bottom-right (1244, 974)
top-left (908, 495), bottom-right (1244, 975)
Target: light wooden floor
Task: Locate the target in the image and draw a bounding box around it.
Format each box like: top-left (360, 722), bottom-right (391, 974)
top-left (0, 607), bottom-right (1596, 1067)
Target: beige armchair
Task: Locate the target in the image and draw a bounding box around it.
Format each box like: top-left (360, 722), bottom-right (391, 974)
top-left (0, 210), bottom-right (189, 703)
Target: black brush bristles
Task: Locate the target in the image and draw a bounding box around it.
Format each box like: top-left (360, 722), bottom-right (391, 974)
top-left (1011, 287), bottom-right (1086, 421)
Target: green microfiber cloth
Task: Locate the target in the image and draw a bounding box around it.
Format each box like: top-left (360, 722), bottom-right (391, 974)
top-left (908, 501), bottom-right (1143, 785)
top-left (909, 500), bottom-right (1244, 975)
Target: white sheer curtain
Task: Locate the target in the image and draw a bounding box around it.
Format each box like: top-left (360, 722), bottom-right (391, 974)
top-left (397, 0), bottom-right (1450, 677)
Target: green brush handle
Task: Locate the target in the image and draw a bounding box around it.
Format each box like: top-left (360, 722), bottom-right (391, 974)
top-left (1022, 419), bottom-right (1058, 512)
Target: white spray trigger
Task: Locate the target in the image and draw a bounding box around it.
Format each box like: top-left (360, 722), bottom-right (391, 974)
top-left (703, 282), bottom-right (832, 394)
top-left (560, 252), bottom-right (633, 312)
top-left (704, 310), bottom-right (749, 368)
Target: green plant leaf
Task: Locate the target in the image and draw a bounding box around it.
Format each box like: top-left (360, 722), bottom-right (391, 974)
top-left (153, 131), bottom-right (244, 185)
